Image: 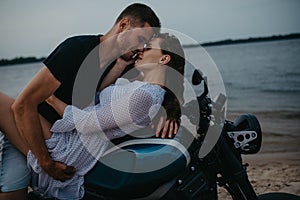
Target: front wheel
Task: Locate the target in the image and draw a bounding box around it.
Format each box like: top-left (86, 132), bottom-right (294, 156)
top-left (258, 192), bottom-right (300, 200)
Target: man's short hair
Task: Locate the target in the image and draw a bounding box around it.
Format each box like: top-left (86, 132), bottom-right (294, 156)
top-left (116, 3), bottom-right (161, 33)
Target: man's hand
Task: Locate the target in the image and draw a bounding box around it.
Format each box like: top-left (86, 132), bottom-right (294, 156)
top-left (115, 56), bottom-right (135, 69)
top-left (99, 57), bottom-right (134, 91)
top-left (40, 159), bottom-right (76, 182)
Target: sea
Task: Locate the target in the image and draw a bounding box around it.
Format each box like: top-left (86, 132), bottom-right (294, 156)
top-left (0, 39), bottom-right (299, 113)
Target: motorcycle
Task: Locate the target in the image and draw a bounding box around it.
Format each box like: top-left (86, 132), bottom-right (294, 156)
top-left (29, 69), bottom-right (299, 200)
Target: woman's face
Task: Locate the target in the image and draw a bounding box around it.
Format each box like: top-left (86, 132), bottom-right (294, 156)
top-left (134, 38), bottom-right (164, 70)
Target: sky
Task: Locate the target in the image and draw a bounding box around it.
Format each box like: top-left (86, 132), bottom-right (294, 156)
top-left (0, 0), bottom-right (299, 59)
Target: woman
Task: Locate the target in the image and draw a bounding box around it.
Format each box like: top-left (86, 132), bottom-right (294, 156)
top-left (0, 33), bottom-right (185, 199)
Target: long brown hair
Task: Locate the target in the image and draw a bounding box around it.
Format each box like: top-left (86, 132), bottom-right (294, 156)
top-left (155, 33), bottom-right (185, 122)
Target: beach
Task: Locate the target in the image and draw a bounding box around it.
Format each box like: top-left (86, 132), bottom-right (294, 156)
top-left (0, 39), bottom-right (299, 198)
top-left (218, 110), bottom-right (300, 198)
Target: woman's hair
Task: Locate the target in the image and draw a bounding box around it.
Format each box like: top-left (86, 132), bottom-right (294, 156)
top-left (115, 3), bottom-right (161, 34)
top-left (155, 33), bottom-right (185, 124)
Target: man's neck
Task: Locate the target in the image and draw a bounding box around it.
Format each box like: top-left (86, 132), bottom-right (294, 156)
top-left (99, 33), bottom-right (119, 69)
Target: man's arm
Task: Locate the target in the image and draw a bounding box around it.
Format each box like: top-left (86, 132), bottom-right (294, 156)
top-left (99, 58), bottom-right (134, 91)
top-left (11, 66), bottom-right (75, 181)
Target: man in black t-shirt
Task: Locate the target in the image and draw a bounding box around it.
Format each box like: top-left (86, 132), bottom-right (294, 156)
top-left (9, 3), bottom-right (161, 185)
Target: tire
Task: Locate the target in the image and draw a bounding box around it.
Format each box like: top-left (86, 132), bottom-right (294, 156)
top-left (258, 192), bottom-right (300, 200)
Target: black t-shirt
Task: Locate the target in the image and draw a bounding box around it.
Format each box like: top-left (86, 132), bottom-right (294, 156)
top-left (38, 35), bottom-right (101, 124)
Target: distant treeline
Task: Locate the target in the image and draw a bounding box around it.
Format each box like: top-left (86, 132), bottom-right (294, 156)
top-left (184, 33), bottom-right (300, 48)
top-left (0, 56), bottom-right (45, 66)
top-left (1, 33), bottom-right (300, 66)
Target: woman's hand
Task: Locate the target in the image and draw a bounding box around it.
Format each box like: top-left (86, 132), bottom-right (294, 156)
top-left (45, 95), bottom-right (56, 106)
top-left (153, 117), bottom-right (180, 139)
top-left (46, 95), bottom-right (67, 117)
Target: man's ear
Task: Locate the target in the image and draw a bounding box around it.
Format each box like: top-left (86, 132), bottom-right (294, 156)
top-left (118, 18), bottom-right (130, 33)
top-left (159, 55), bottom-right (171, 65)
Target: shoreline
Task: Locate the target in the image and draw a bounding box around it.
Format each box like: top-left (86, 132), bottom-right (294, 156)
top-left (183, 33), bottom-right (300, 48)
top-left (2, 33), bottom-right (300, 67)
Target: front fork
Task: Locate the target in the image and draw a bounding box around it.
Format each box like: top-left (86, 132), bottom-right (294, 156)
top-left (217, 132), bottom-right (258, 200)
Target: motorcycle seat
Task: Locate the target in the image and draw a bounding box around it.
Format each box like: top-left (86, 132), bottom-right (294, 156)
top-left (84, 129), bottom-right (191, 198)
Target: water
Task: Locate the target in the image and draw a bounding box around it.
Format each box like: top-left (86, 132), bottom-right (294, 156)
top-left (205, 39), bottom-right (300, 112)
top-left (0, 39), bottom-right (299, 112)
top-left (0, 62), bottom-right (43, 98)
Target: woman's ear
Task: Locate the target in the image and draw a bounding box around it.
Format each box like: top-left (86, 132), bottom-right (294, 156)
top-left (118, 18), bottom-right (130, 33)
top-left (159, 55), bottom-right (171, 65)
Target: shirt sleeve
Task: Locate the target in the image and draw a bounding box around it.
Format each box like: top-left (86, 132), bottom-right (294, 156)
top-left (50, 87), bottom-right (165, 135)
top-left (43, 37), bottom-right (83, 82)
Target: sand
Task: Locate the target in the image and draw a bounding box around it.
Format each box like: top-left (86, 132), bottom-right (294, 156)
top-left (27, 110), bottom-right (299, 199)
top-left (218, 111), bottom-right (300, 199)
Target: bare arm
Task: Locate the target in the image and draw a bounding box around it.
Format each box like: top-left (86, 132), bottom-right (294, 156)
top-left (99, 57), bottom-right (134, 91)
top-left (11, 66), bottom-right (75, 181)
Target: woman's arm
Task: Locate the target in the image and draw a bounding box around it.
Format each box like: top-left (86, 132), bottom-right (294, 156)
top-left (48, 87), bottom-right (178, 139)
top-left (50, 87), bottom-right (164, 137)
top-left (46, 95), bottom-right (67, 117)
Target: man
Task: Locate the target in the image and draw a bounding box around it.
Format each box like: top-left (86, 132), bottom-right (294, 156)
top-left (2, 3), bottom-right (161, 199)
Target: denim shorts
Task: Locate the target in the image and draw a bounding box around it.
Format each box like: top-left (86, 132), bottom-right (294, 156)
top-left (0, 132), bottom-right (31, 192)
